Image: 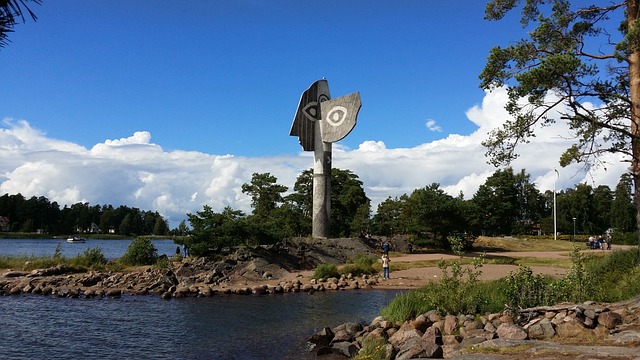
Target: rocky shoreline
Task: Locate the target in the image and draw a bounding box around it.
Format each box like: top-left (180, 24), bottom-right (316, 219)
top-left (310, 297), bottom-right (640, 359)
top-left (0, 238), bottom-right (386, 299)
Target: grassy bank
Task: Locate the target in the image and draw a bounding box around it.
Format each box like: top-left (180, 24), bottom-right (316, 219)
top-left (379, 240), bottom-right (640, 323)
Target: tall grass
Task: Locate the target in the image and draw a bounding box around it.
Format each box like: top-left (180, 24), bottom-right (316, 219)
top-left (1, 245), bottom-right (110, 272)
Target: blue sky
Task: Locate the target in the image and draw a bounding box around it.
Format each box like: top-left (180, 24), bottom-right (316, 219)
top-left (2, 1), bottom-right (521, 154)
top-left (0, 1), bottom-right (628, 227)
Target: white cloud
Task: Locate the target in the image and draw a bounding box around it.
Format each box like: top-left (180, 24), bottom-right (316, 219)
top-left (0, 88), bottom-right (629, 227)
top-left (425, 119), bottom-right (442, 132)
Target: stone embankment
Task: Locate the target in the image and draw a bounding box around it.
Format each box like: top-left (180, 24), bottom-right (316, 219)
top-left (309, 297), bottom-right (640, 359)
top-left (0, 245), bottom-right (378, 299)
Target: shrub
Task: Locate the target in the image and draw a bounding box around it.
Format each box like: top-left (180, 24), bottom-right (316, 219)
top-left (433, 236), bottom-right (486, 314)
top-left (612, 231), bottom-right (638, 245)
top-left (68, 247), bottom-right (108, 270)
top-left (584, 248), bottom-right (640, 302)
top-left (340, 253), bottom-right (377, 277)
top-left (121, 238), bottom-right (158, 265)
top-left (558, 247), bottom-right (597, 303)
top-left (83, 247), bottom-right (107, 267)
top-left (503, 265), bottom-right (553, 309)
top-left (154, 255), bottom-right (171, 271)
top-left (312, 263), bottom-right (339, 280)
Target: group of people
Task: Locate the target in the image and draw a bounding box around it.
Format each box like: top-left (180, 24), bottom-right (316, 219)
top-left (588, 234), bottom-right (612, 250)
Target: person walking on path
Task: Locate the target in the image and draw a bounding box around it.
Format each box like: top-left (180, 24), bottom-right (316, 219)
top-left (381, 254), bottom-right (390, 279)
top-left (383, 241), bottom-right (390, 255)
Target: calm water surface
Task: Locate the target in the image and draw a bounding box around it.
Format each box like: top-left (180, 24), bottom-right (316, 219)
top-left (0, 238), bottom-right (179, 259)
top-left (0, 239), bottom-right (405, 359)
top-left (0, 291), bottom-right (404, 359)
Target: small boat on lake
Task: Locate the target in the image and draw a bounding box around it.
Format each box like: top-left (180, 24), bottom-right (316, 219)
top-left (66, 237), bottom-right (87, 243)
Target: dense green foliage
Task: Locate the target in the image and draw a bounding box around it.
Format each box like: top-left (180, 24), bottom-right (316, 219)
top-left (120, 238), bottom-right (158, 266)
top-left (0, 193), bottom-right (169, 236)
top-left (371, 168), bottom-right (636, 245)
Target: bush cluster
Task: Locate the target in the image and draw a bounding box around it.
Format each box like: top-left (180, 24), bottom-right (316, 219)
top-left (120, 238), bottom-right (158, 266)
top-left (312, 254), bottom-right (379, 280)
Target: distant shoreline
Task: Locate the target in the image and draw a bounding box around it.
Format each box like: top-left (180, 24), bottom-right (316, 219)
top-left (0, 233), bottom-right (177, 240)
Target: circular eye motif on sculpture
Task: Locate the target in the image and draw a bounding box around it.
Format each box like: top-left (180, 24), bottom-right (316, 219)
top-left (325, 106), bottom-right (348, 127)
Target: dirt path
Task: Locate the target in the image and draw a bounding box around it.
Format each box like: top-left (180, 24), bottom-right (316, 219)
top-left (273, 250), bottom-right (584, 291)
top-left (376, 251), bottom-right (569, 290)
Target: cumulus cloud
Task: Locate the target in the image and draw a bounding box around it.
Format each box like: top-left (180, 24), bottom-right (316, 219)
top-left (0, 88), bottom-right (629, 227)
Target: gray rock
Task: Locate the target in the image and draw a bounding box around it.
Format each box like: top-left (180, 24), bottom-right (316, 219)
top-left (527, 318), bottom-right (555, 339)
top-left (422, 326), bottom-right (442, 345)
top-left (442, 334), bottom-right (462, 345)
top-left (395, 337), bottom-right (442, 360)
top-left (598, 311), bottom-right (622, 329)
top-left (363, 327), bottom-right (388, 342)
top-left (496, 323), bottom-right (528, 340)
top-left (105, 288), bottom-right (121, 298)
top-left (389, 326), bottom-right (423, 348)
top-left (331, 341), bottom-right (358, 357)
top-left (308, 327), bottom-right (334, 348)
top-left (555, 320), bottom-right (592, 338)
top-left (412, 314), bottom-right (433, 332)
top-left (444, 314), bottom-right (458, 335)
top-left (331, 329), bottom-right (352, 343)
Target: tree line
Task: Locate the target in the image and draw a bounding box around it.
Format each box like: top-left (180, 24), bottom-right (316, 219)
top-left (1, 167), bottom-right (636, 250)
top-left (179, 167), bottom-right (637, 256)
top-left (0, 193), bottom-right (169, 236)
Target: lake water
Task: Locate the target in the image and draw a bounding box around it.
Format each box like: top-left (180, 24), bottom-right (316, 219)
top-left (0, 290), bottom-right (403, 359)
top-left (0, 239), bottom-right (406, 359)
top-left (0, 238), bottom-right (180, 259)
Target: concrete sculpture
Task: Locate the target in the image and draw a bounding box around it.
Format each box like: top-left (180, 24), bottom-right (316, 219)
top-left (290, 80), bottom-right (361, 237)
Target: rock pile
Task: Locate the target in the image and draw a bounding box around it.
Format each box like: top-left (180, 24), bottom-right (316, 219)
top-left (0, 247), bottom-right (379, 299)
top-left (309, 298), bottom-right (640, 359)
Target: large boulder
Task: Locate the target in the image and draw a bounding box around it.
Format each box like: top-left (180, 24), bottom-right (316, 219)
top-left (598, 311), bottom-right (622, 330)
top-left (389, 325), bottom-right (423, 348)
top-left (555, 320), bottom-right (593, 338)
top-left (308, 327), bottom-right (334, 348)
top-left (331, 341), bottom-right (358, 357)
top-left (496, 323), bottom-right (528, 340)
top-left (527, 318), bottom-right (556, 339)
top-left (395, 337), bottom-right (443, 360)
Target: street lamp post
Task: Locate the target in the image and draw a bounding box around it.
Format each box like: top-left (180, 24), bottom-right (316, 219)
top-left (554, 169), bottom-right (559, 240)
top-left (573, 217), bottom-right (576, 242)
